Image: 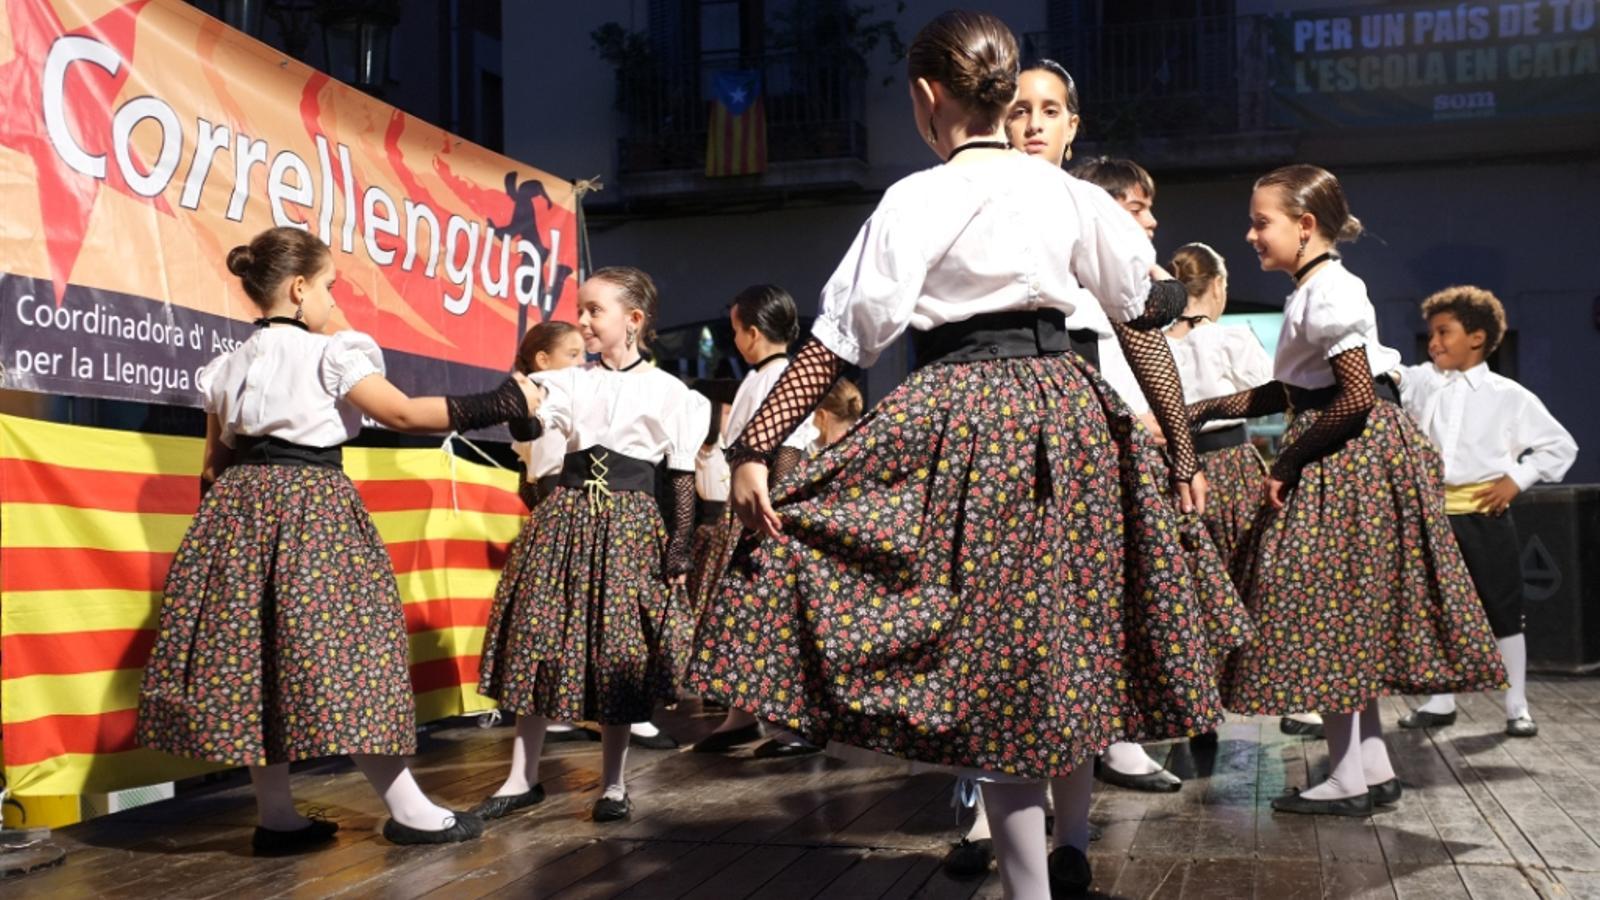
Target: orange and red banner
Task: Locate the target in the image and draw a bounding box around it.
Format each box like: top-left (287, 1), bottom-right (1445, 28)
top-left (0, 414), bottom-right (521, 795)
top-left (0, 0), bottom-right (579, 406)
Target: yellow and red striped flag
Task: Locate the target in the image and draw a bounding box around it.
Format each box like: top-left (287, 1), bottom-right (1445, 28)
top-left (706, 69), bottom-right (767, 177)
top-left (0, 414), bottom-right (522, 796)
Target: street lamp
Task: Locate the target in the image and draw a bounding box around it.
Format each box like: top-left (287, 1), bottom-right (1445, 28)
top-left (320, 0), bottom-right (399, 97)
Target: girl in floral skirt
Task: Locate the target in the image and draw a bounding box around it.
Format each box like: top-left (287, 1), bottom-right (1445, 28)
top-left (694, 12), bottom-right (1223, 898)
top-left (137, 226), bottom-right (541, 851)
top-left (1189, 165), bottom-right (1505, 817)
top-left (691, 284), bottom-right (820, 757)
top-left (474, 266), bottom-right (708, 824)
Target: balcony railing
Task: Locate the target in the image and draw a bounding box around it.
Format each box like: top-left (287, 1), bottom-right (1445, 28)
top-left (615, 49), bottom-right (868, 176)
top-left (1023, 15), bottom-right (1275, 144)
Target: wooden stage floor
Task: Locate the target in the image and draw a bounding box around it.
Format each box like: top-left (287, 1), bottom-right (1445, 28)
top-left (8, 676), bottom-right (1600, 899)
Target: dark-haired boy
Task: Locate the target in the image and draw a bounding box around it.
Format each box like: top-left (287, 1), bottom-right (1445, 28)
top-left (1395, 285), bottom-right (1577, 738)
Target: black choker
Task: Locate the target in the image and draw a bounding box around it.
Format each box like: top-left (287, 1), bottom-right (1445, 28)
top-left (254, 316), bottom-right (309, 331)
top-left (1293, 251), bottom-right (1340, 284)
top-left (753, 352), bottom-right (788, 370)
top-left (946, 140), bottom-right (1009, 161)
top-left (603, 356), bottom-right (647, 372)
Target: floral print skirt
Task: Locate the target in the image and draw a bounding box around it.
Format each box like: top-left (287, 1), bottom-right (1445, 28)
top-left (1221, 401), bottom-right (1506, 715)
top-left (137, 465), bottom-right (417, 766)
top-left (478, 488), bottom-right (687, 724)
top-left (1197, 441), bottom-right (1269, 588)
top-left (689, 513), bottom-right (738, 623)
top-left (689, 354), bottom-right (1225, 779)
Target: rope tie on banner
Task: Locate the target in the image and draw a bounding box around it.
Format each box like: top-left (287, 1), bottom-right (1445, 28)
top-left (573, 176), bottom-right (603, 278)
top-left (440, 431), bottom-right (511, 514)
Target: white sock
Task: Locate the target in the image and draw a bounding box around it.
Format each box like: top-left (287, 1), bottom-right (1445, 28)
top-left (1101, 741), bottom-right (1162, 775)
top-left (547, 721), bottom-right (575, 734)
top-left (353, 754), bottom-right (454, 831)
top-left (1298, 712), bottom-right (1367, 801)
top-left (601, 724), bottom-right (630, 798)
top-left (250, 764), bottom-right (310, 831)
top-left (1286, 712), bottom-right (1323, 725)
top-left (631, 722), bottom-right (661, 738)
top-left (1049, 765), bottom-right (1094, 852)
top-left (1499, 634), bottom-right (1530, 720)
top-left (1417, 693), bottom-right (1457, 715)
top-left (1359, 699), bottom-right (1395, 786)
top-left (493, 714), bottom-right (547, 797)
top-left (981, 781), bottom-right (1052, 900)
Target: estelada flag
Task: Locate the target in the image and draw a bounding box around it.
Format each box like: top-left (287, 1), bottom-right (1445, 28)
top-left (706, 69), bottom-right (767, 177)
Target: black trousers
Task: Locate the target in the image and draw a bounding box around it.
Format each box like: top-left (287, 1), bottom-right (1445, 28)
top-left (1449, 513), bottom-right (1524, 639)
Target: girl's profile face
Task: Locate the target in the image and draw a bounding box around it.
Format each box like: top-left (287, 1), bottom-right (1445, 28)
top-left (576, 278), bottom-right (639, 356)
top-left (292, 260), bottom-right (339, 332)
top-left (1005, 70), bottom-right (1079, 166)
top-left (1246, 186), bottom-right (1305, 273)
top-left (535, 331), bottom-right (586, 372)
top-left (729, 306), bottom-right (762, 366)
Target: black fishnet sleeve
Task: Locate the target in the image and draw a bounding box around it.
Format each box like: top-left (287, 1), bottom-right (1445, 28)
top-left (1112, 321), bottom-right (1199, 484)
top-left (1269, 346), bottom-right (1377, 483)
top-left (770, 446), bottom-right (805, 487)
top-left (724, 338), bottom-right (846, 468)
top-left (663, 470), bottom-right (696, 577)
top-left (1187, 382), bottom-right (1289, 426)
top-left (446, 377), bottom-right (532, 433)
top-left (1122, 279), bottom-right (1189, 330)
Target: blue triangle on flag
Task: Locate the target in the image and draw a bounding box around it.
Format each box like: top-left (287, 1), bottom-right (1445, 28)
top-left (714, 70), bottom-right (761, 117)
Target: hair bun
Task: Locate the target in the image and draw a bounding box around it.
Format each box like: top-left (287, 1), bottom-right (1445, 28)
top-left (226, 245), bottom-right (255, 277)
top-left (1337, 214), bottom-right (1364, 243)
top-left (974, 67), bottom-right (1017, 108)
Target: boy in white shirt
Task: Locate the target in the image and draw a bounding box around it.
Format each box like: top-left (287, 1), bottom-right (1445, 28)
top-left (1396, 285), bottom-right (1578, 737)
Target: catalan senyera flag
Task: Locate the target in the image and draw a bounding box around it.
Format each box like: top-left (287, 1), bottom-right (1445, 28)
top-left (0, 414), bottom-right (522, 796)
top-left (706, 69), bottom-right (767, 177)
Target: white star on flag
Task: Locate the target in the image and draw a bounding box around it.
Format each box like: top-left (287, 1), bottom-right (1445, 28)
top-left (730, 87), bottom-right (747, 104)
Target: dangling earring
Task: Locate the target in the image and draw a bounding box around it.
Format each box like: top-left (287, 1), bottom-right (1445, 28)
top-left (1295, 235), bottom-right (1307, 264)
top-left (293, 301), bottom-right (304, 322)
top-left (926, 117), bottom-right (937, 145)
top-left (625, 325), bottom-right (638, 349)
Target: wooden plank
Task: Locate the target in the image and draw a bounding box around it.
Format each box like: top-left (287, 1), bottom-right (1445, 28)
top-left (832, 772), bottom-right (956, 851)
top-left (1177, 858), bottom-right (1255, 899)
top-left (609, 841), bottom-right (755, 899)
top-left (725, 846), bottom-right (863, 900)
top-left (1190, 720), bottom-right (1262, 861)
top-left (1252, 859), bottom-right (1322, 898)
top-left (1384, 862), bottom-right (1471, 900)
top-left (1253, 724), bottom-right (1319, 862)
top-left (1455, 863), bottom-right (1542, 899)
top-left (547, 839), bottom-right (701, 899)
top-left (673, 844), bottom-right (808, 900)
top-left (810, 849), bottom-right (926, 900)
top-left (1110, 857), bottom-right (1187, 899)
top-left (484, 838), bottom-right (645, 897)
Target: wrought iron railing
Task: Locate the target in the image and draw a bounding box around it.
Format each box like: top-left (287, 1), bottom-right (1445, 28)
top-left (1023, 15), bottom-right (1276, 143)
top-left (615, 49), bottom-right (869, 175)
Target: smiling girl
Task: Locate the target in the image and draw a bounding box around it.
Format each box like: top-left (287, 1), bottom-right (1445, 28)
top-left (474, 266), bottom-right (709, 825)
top-left (1189, 165), bottom-right (1505, 817)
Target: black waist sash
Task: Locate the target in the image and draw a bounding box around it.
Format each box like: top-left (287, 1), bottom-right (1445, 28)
top-left (1286, 374), bottom-right (1400, 411)
top-left (1194, 423), bottom-right (1249, 455)
top-left (697, 498), bottom-right (727, 526)
top-left (535, 474), bottom-right (560, 497)
top-left (912, 309), bottom-right (1100, 370)
top-left (556, 447), bottom-right (658, 495)
top-left (232, 435), bottom-right (343, 470)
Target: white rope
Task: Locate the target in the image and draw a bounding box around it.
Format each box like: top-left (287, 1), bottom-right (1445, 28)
top-left (439, 431), bottom-right (511, 514)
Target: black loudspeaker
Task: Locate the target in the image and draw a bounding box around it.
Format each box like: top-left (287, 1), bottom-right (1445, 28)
top-left (1513, 485), bottom-right (1600, 674)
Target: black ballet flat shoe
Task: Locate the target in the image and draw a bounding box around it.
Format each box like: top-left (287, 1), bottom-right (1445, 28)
top-left (1271, 788), bottom-right (1374, 818)
top-left (1093, 757), bottom-right (1183, 793)
top-left (629, 729), bottom-right (680, 750)
top-left (592, 793), bottom-right (632, 823)
top-left (1506, 715), bottom-right (1539, 738)
top-left (469, 784), bottom-right (546, 820)
top-left (251, 817), bottom-right (339, 855)
top-left (752, 738), bottom-right (821, 759)
top-left (1047, 845), bottom-right (1093, 899)
top-left (1279, 716), bottom-right (1326, 739)
top-left (691, 722), bottom-right (763, 753)
top-left (1398, 709), bottom-right (1457, 729)
top-left (545, 726), bottom-right (601, 743)
top-left (942, 838), bottom-right (993, 878)
top-left (382, 811), bottom-right (484, 845)
top-left (1368, 778), bottom-right (1403, 807)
